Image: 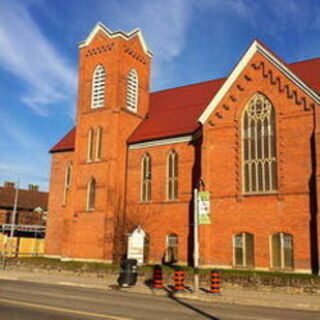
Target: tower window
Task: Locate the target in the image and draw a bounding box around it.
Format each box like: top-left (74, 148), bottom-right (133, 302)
top-left (126, 69), bottom-right (139, 112)
top-left (95, 127), bottom-right (103, 161)
top-left (87, 128), bottom-right (94, 162)
top-left (91, 65), bottom-right (106, 109)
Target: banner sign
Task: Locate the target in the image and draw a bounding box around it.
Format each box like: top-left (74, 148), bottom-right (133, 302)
top-left (197, 191), bottom-right (211, 224)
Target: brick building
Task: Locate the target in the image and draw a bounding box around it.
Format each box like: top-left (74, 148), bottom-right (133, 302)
top-left (45, 23), bottom-right (320, 274)
top-left (0, 181), bottom-right (48, 227)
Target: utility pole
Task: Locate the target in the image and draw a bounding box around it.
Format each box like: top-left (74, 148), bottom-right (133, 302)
top-left (9, 181), bottom-right (19, 258)
top-left (193, 188), bottom-right (199, 293)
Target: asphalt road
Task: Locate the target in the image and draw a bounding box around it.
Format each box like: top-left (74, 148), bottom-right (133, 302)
top-left (0, 279), bottom-right (319, 320)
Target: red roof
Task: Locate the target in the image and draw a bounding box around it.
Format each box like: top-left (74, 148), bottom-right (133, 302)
top-left (128, 77), bottom-right (225, 143)
top-left (288, 58), bottom-right (320, 93)
top-left (0, 186), bottom-right (48, 210)
top-left (50, 57), bottom-right (319, 152)
top-left (50, 128), bottom-right (76, 153)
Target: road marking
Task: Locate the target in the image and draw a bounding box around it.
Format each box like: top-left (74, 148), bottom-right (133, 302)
top-left (0, 297), bottom-right (132, 320)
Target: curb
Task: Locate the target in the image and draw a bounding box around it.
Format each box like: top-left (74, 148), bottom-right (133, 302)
top-left (1, 274), bottom-right (320, 312)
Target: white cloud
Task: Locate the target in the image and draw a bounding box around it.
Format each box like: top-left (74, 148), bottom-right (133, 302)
top-left (0, 1), bottom-right (77, 116)
top-left (104, 0), bottom-right (193, 88)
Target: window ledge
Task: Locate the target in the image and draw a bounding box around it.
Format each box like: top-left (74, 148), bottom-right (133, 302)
top-left (243, 192), bottom-right (278, 197)
top-left (233, 265), bottom-right (255, 269)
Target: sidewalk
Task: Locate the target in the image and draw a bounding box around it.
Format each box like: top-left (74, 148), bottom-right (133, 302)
top-left (0, 270), bottom-right (320, 312)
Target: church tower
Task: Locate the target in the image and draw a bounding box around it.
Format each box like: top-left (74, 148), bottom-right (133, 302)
top-left (62, 23), bottom-right (152, 261)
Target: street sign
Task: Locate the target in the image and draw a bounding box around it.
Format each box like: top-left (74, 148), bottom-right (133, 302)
top-left (197, 191), bottom-right (211, 224)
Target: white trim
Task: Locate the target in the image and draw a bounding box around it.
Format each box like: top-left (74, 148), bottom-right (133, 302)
top-left (78, 22), bottom-right (153, 57)
top-left (129, 135), bottom-right (193, 149)
top-left (199, 40), bottom-right (320, 124)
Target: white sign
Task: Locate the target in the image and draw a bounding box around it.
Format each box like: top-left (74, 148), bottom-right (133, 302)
top-left (198, 191), bottom-right (211, 224)
top-left (127, 227), bottom-right (145, 263)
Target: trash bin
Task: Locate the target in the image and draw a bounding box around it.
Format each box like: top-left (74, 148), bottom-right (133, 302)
top-left (117, 259), bottom-right (138, 287)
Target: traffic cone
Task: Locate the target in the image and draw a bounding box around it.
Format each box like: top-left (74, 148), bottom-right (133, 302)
top-left (173, 267), bottom-right (185, 293)
top-left (152, 265), bottom-right (164, 289)
top-left (208, 269), bottom-right (221, 295)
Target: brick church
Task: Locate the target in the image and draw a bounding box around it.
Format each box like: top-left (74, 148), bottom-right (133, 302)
top-left (45, 22), bottom-right (320, 274)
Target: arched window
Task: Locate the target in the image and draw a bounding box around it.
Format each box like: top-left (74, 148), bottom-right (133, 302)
top-left (95, 127), bottom-right (103, 161)
top-left (271, 233), bottom-right (293, 269)
top-left (167, 150), bottom-right (178, 200)
top-left (141, 153), bottom-right (151, 202)
top-left (165, 233), bottom-right (178, 264)
top-left (62, 163), bottom-right (72, 205)
top-left (91, 65), bottom-right (106, 109)
top-left (242, 93), bottom-right (277, 193)
top-left (87, 178), bottom-right (96, 211)
top-left (126, 69), bottom-right (139, 112)
top-left (87, 128), bottom-right (94, 162)
top-left (234, 233), bottom-right (254, 267)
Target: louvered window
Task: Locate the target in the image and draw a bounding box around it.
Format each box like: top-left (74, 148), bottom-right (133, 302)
top-left (271, 233), bottom-right (293, 269)
top-left (91, 65), bottom-right (106, 109)
top-left (243, 93), bottom-right (277, 194)
top-left (126, 69), bottom-right (139, 112)
top-left (141, 153), bottom-right (151, 202)
top-left (62, 164), bottom-right (72, 206)
top-left (87, 178), bottom-right (96, 211)
top-left (167, 150), bottom-right (178, 200)
top-left (234, 233), bottom-right (254, 267)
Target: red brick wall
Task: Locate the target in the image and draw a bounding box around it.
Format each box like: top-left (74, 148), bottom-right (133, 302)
top-left (126, 140), bottom-right (199, 264)
top-left (45, 151), bottom-right (74, 256)
top-left (201, 52), bottom-right (318, 273)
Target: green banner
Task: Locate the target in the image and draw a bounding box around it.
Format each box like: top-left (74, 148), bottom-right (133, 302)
top-left (197, 191), bottom-right (211, 224)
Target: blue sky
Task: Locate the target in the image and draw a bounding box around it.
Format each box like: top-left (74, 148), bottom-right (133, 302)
top-left (0, 0), bottom-right (319, 191)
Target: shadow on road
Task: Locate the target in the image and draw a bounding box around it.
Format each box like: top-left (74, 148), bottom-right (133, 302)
top-left (164, 288), bottom-right (221, 320)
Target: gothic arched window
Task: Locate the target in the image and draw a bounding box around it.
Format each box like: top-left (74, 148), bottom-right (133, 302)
top-left (141, 153), bottom-right (151, 202)
top-left (234, 232), bottom-right (254, 267)
top-left (87, 178), bottom-right (96, 211)
top-left (165, 233), bottom-right (178, 264)
top-left (126, 69), bottom-right (139, 112)
top-left (91, 65), bottom-right (106, 109)
top-left (242, 93), bottom-right (277, 193)
top-left (95, 127), bottom-right (103, 161)
top-left (62, 163), bottom-right (72, 206)
top-left (87, 128), bottom-right (94, 162)
top-left (271, 233), bottom-right (293, 269)
top-left (167, 150), bottom-right (178, 200)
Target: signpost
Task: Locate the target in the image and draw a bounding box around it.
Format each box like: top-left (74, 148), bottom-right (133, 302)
top-left (193, 188), bottom-right (211, 292)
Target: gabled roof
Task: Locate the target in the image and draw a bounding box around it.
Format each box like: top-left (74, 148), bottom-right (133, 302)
top-left (199, 40), bottom-right (320, 124)
top-left (0, 186), bottom-right (48, 211)
top-left (78, 22), bottom-right (153, 57)
top-left (50, 48), bottom-right (320, 152)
